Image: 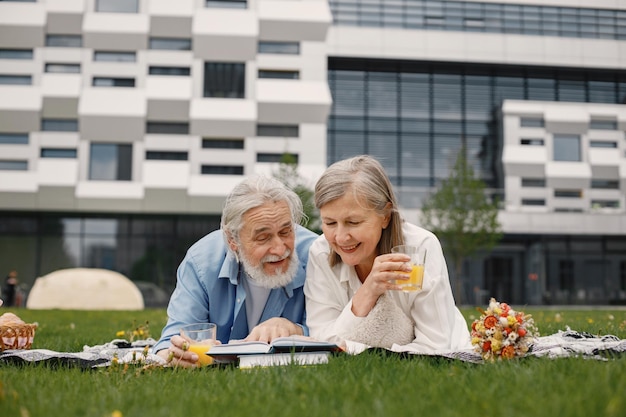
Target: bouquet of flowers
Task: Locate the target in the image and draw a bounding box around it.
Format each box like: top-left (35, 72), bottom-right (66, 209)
top-left (471, 298), bottom-right (539, 361)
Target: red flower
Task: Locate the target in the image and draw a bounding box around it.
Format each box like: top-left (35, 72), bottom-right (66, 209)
top-left (484, 315), bottom-right (498, 329)
top-left (501, 345), bottom-right (515, 359)
top-left (517, 328), bottom-right (527, 337)
top-left (482, 341), bottom-right (491, 352)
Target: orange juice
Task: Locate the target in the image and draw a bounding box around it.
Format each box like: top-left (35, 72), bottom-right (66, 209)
top-left (395, 264), bottom-right (424, 292)
top-left (188, 343), bottom-right (214, 366)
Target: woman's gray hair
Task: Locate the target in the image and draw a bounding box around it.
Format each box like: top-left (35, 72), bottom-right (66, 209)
top-left (314, 155), bottom-right (404, 267)
top-left (221, 175), bottom-right (304, 247)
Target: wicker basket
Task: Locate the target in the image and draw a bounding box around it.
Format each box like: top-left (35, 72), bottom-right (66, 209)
top-left (0, 323), bottom-right (37, 351)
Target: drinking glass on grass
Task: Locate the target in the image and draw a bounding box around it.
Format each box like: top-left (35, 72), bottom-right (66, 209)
top-left (180, 323), bottom-right (218, 367)
top-left (391, 245), bottom-right (426, 292)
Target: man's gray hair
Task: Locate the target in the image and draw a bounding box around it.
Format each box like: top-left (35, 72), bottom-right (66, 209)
top-left (221, 175), bottom-right (304, 247)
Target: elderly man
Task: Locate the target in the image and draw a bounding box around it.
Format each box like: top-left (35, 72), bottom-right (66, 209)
top-left (154, 175), bottom-right (317, 367)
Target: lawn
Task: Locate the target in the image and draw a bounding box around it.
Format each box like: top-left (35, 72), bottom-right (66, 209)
top-left (1, 307), bottom-right (625, 417)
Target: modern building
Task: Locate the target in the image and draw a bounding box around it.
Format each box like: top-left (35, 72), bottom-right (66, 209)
top-left (1, 0), bottom-right (625, 305)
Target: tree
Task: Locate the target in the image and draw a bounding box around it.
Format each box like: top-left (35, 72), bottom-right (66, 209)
top-left (420, 146), bottom-right (502, 305)
top-left (273, 154), bottom-right (321, 234)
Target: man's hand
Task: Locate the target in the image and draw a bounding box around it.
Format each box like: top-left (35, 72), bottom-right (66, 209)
top-left (244, 317), bottom-right (303, 343)
top-left (155, 334), bottom-right (201, 368)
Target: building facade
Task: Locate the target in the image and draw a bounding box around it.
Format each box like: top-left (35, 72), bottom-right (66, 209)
top-left (1, 0), bottom-right (625, 305)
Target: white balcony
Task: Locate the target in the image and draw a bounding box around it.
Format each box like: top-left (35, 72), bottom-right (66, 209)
top-left (41, 74), bottom-right (81, 117)
top-left (142, 161), bottom-right (190, 189)
top-left (501, 145), bottom-right (547, 177)
top-left (0, 2), bottom-right (45, 48)
top-left (78, 88), bottom-right (146, 142)
top-left (258, 0), bottom-right (331, 42)
top-left (145, 76), bottom-right (192, 121)
top-left (190, 98), bottom-right (256, 137)
top-left (545, 161), bottom-right (592, 189)
top-left (148, 0), bottom-right (193, 37)
top-left (83, 12), bottom-right (149, 51)
top-left (46, 0), bottom-right (85, 34)
top-left (256, 79), bottom-right (331, 123)
top-left (0, 86), bottom-right (42, 132)
top-left (192, 9), bottom-right (258, 61)
top-left (37, 159), bottom-right (79, 187)
top-left (75, 181), bottom-right (143, 211)
top-left (589, 147), bottom-right (621, 178)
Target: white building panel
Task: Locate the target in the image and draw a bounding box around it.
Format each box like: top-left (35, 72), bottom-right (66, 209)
top-left (46, 0), bottom-right (84, 34)
top-left (148, 0), bottom-right (193, 38)
top-left (192, 9), bottom-right (258, 61)
top-left (41, 74), bottom-right (81, 117)
top-left (190, 98), bottom-right (256, 137)
top-left (0, 3), bottom-right (45, 48)
top-left (37, 159), bottom-right (79, 186)
top-left (143, 161), bottom-right (190, 189)
top-left (145, 76), bottom-right (192, 121)
top-left (83, 12), bottom-right (149, 51)
top-left (256, 79), bottom-right (331, 123)
top-left (0, 86), bottom-right (42, 132)
top-left (589, 148), bottom-right (621, 178)
top-left (258, 0), bottom-right (332, 42)
top-left (545, 162), bottom-right (592, 189)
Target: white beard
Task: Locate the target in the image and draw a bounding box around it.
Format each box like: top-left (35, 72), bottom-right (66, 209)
top-left (239, 248), bottom-right (299, 289)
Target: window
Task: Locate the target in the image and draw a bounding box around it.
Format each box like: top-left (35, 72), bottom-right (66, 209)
top-left (554, 208), bottom-right (583, 213)
top-left (45, 63), bottom-right (81, 74)
top-left (146, 122), bottom-right (189, 135)
top-left (148, 66), bottom-right (191, 76)
top-left (96, 0), bottom-right (138, 13)
top-left (149, 38), bottom-right (191, 51)
top-left (591, 179), bottom-right (619, 189)
top-left (145, 151), bottom-right (188, 161)
top-left (589, 120), bottom-right (617, 130)
top-left (41, 119), bottom-right (78, 132)
top-left (554, 189), bottom-right (581, 198)
top-left (204, 62), bottom-right (245, 98)
top-left (591, 200), bottom-right (620, 208)
top-left (520, 138), bottom-right (544, 146)
top-left (41, 148), bottom-right (77, 158)
top-left (202, 138), bottom-right (244, 149)
top-left (0, 133), bottom-right (28, 144)
top-left (521, 178), bottom-right (545, 187)
top-left (589, 141), bottom-right (617, 148)
top-left (0, 75), bottom-right (31, 85)
top-left (258, 70), bottom-right (299, 80)
top-left (559, 260), bottom-right (574, 291)
top-left (522, 199), bottom-right (545, 206)
top-left (94, 51), bottom-right (136, 62)
top-left (89, 143), bottom-right (132, 181)
top-left (0, 49), bottom-right (33, 60)
top-left (520, 117), bottom-right (545, 127)
top-left (92, 77), bottom-right (135, 87)
top-left (201, 165), bottom-right (244, 175)
top-left (46, 35), bottom-right (82, 48)
top-left (256, 153), bottom-right (298, 163)
top-left (258, 42), bottom-right (300, 55)
top-left (553, 134), bottom-right (580, 161)
top-left (0, 160), bottom-right (27, 171)
top-left (256, 124), bottom-right (299, 137)
top-left (206, 0), bottom-right (246, 9)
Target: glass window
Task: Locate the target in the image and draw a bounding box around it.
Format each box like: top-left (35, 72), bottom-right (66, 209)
top-left (89, 143), bottom-right (132, 181)
top-left (46, 35), bottom-right (82, 48)
top-left (206, 0), bottom-right (247, 9)
top-left (145, 151), bottom-right (188, 161)
top-left (0, 75), bottom-right (31, 85)
top-left (553, 134), bottom-right (580, 161)
top-left (589, 141), bottom-right (617, 148)
top-left (256, 124), bottom-right (299, 137)
top-left (94, 51), bottom-right (136, 62)
top-left (554, 189), bottom-right (581, 198)
top-left (0, 49), bottom-right (33, 60)
top-left (521, 138), bottom-right (545, 146)
top-left (258, 70), bottom-right (299, 80)
top-left (591, 200), bottom-right (620, 208)
top-left (204, 62), bottom-right (245, 98)
top-left (146, 122), bottom-right (189, 135)
top-left (41, 148), bottom-right (77, 158)
top-left (256, 153), bottom-right (298, 163)
top-left (201, 165), bottom-right (244, 175)
top-left (0, 160), bottom-right (27, 170)
top-left (92, 77), bottom-right (135, 87)
top-left (520, 117), bottom-right (545, 127)
top-left (258, 41), bottom-right (300, 55)
top-left (0, 133), bottom-right (28, 144)
top-left (589, 120), bottom-right (618, 130)
top-left (96, 0), bottom-right (138, 13)
top-left (522, 199), bottom-right (545, 206)
top-left (41, 119), bottom-right (79, 132)
top-left (202, 138), bottom-right (244, 149)
top-left (521, 178), bottom-right (546, 187)
top-left (148, 38), bottom-right (192, 51)
top-left (45, 63), bottom-right (81, 74)
top-left (148, 66), bottom-right (191, 76)
top-left (591, 179), bottom-right (619, 189)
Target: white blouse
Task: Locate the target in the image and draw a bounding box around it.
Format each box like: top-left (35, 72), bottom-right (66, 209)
top-left (304, 222), bottom-right (473, 354)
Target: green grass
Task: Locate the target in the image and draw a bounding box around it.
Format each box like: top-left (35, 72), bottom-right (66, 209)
top-left (1, 307), bottom-right (625, 417)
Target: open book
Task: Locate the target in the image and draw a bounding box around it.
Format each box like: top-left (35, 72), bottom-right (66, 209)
top-left (207, 335), bottom-right (342, 358)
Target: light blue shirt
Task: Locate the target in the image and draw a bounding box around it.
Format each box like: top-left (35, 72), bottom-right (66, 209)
top-left (153, 225), bottom-right (317, 352)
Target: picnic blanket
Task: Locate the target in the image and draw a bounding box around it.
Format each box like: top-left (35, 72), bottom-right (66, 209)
top-left (1, 329), bottom-right (624, 368)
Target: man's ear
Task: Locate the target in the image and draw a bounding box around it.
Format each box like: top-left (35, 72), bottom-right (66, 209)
top-left (225, 232), bottom-right (239, 253)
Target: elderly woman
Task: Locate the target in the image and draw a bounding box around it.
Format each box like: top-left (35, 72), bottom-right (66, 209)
top-left (304, 155), bottom-right (471, 353)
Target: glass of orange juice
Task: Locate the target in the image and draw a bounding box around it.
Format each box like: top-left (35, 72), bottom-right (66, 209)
top-left (391, 245), bottom-right (426, 292)
top-left (180, 323), bottom-right (217, 367)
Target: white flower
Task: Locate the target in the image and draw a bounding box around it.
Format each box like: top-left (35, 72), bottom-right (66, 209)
top-left (499, 317), bottom-right (509, 327)
top-left (507, 332), bottom-right (518, 342)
